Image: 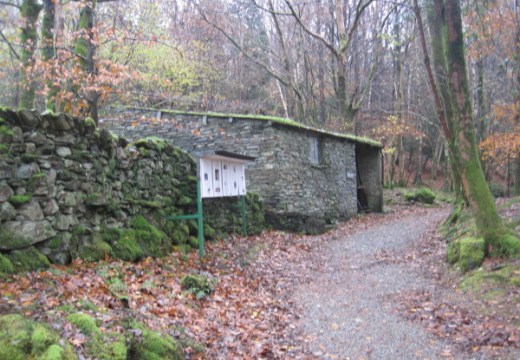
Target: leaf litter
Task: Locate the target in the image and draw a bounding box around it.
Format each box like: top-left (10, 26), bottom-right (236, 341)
top-left (0, 202), bottom-right (518, 359)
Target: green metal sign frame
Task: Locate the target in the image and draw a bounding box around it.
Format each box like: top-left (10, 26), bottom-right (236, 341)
top-left (168, 179), bottom-right (248, 259)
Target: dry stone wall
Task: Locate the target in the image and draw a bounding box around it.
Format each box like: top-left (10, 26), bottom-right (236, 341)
top-left (0, 108), bottom-right (263, 271)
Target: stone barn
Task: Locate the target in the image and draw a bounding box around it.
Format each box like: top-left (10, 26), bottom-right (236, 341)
top-left (104, 108), bottom-right (383, 233)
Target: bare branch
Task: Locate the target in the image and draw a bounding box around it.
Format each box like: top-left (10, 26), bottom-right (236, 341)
top-left (0, 1), bottom-right (20, 9)
top-left (282, 0), bottom-right (339, 58)
top-left (0, 28), bottom-right (20, 60)
top-left (196, 4), bottom-right (290, 88)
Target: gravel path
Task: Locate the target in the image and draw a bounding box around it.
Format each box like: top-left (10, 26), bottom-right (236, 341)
top-left (293, 208), bottom-right (453, 360)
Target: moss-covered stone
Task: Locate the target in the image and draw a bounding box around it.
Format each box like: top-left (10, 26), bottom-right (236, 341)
top-left (446, 239), bottom-right (460, 264)
top-left (0, 124), bottom-right (14, 138)
top-left (129, 329), bottom-right (183, 360)
top-left (181, 274), bottom-right (215, 298)
top-left (111, 229), bottom-right (144, 262)
top-left (7, 246), bottom-right (50, 272)
top-left (84, 117), bottom-right (96, 128)
top-left (187, 236), bottom-right (198, 249)
top-left (132, 136), bottom-right (169, 152)
top-left (404, 188), bottom-right (436, 204)
top-left (8, 193), bottom-right (33, 206)
top-left (128, 215), bottom-right (170, 258)
top-left (177, 195), bottom-right (193, 206)
top-left (170, 228), bottom-right (188, 245)
top-left (0, 253), bottom-right (14, 274)
top-left (67, 313), bottom-right (99, 336)
top-left (67, 312), bottom-right (127, 359)
top-left (31, 323), bottom-right (59, 355)
top-left (79, 241), bottom-right (111, 262)
top-left (0, 314), bottom-right (75, 360)
top-left (459, 237), bottom-right (485, 272)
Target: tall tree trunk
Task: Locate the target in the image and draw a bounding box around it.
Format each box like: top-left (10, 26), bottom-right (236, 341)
top-left (444, 0), bottom-right (515, 251)
top-left (426, 0), bottom-right (464, 202)
top-left (76, 1), bottom-right (100, 123)
top-left (514, 0), bottom-right (520, 196)
top-left (475, 58), bottom-right (486, 143)
top-left (317, 0), bottom-right (326, 124)
top-left (41, 0), bottom-right (57, 111)
top-left (19, 0), bottom-right (43, 109)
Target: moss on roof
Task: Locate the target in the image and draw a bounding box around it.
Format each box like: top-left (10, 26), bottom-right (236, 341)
top-left (131, 107), bottom-right (382, 148)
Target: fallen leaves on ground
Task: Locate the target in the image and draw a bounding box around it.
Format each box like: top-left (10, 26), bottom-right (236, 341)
top-left (0, 202), bottom-right (518, 359)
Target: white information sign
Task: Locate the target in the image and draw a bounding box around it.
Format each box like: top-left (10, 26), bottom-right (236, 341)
top-left (200, 153), bottom-right (251, 198)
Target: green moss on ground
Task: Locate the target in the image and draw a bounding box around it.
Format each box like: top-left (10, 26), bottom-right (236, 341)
top-left (67, 313), bottom-right (99, 336)
top-left (7, 247), bottom-right (50, 272)
top-left (0, 314), bottom-right (75, 360)
top-left (181, 274), bottom-right (215, 299)
top-left (404, 188), bottom-right (436, 204)
top-left (129, 329), bottom-right (183, 360)
top-left (67, 312), bottom-right (127, 360)
top-left (495, 234), bottom-right (520, 258)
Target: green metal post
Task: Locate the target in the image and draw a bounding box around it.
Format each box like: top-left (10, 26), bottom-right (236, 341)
top-left (240, 195), bottom-right (247, 236)
top-left (197, 179), bottom-right (204, 258)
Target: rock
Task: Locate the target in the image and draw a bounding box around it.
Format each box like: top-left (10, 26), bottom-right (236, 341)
top-left (14, 187), bottom-right (27, 195)
top-left (52, 113), bottom-right (73, 131)
top-left (37, 232), bottom-right (72, 265)
top-left (38, 160), bottom-right (52, 169)
top-left (54, 133), bottom-right (76, 146)
top-left (18, 109), bottom-right (41, 128)
top-left (116, 147), bottom-right (126, 160)
top-left (25, 142), bottom-right (36, 153)
top-left (0, 164), bottom-right (14, 179)
top-left (43, 199), bottom-right (60, 215)
top-left (1, 220), bottom-right (56, 250)
top-left (15, 162), bottom-right (40, 179)
top-left (7, 246), bottom-right (50, 272)
top-left (12, 126), bottom-right (23, 142)
top-left (56, 146), bottom-right (72, 157)
top-left (18, 200), bottom-right (44, 221)
top-left (57, 192), bottom-right (79, 207)
top-left (54, 214), bottom-right (78, 231)
top-left (0, 182), bottom-right (14, 202)
top-left (0, 202), bottom-right (16, 220)
top-left (27, 131), bottom-right (47, 145)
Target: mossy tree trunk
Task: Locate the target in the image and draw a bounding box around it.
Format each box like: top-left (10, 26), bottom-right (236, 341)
top-left (443, 0), bottom-right (515, 251)
top-left (427, 0), bottom-right (464, 203)
top-left (514, 10), bottom-right (520, 196)
top-left (75, 0), bottom-right (100, 123)
top-left (18, 0), bottom-right (43, 109)
top-left (41, 0), bottom-right (57, 111)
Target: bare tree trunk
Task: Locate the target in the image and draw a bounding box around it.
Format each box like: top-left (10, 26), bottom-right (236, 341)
top-left (76, 1), bottom-right (100, 123)
top-left (19, 0), bottom-right (42, 109)
top-left (41, 0), bottom-right (57, 111)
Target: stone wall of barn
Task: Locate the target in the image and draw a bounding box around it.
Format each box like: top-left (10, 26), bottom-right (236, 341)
top-left (104, 109), bottom-right (364, 233)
